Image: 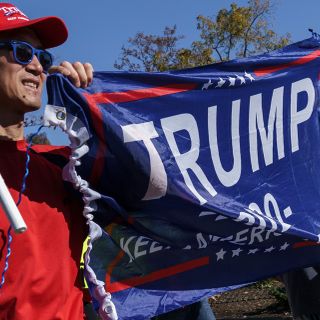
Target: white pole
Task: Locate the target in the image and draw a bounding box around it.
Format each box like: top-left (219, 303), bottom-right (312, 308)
top-left (0, 174), bottom-right (27, 234)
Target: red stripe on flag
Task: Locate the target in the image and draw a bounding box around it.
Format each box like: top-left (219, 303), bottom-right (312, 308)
top-left (293, 241), bottom-right (320, 249)
top-left (105, 250), bottom-right (125, 290)
top-left (83, 93), bottom-right (107, 186)
top-left (87, 83), bottom-right (197, 104)
top-left (107, 256), bottom-right (210, 294)
top-left (254, 49), bottom-right (320, 77)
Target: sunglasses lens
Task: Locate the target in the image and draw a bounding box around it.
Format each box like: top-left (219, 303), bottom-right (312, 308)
top-left (15, 43), bottom-right (33, 63)
top-left (10, 41), bottom-right (53, 73)
top-left (39, 52), bottom-right (52, 72)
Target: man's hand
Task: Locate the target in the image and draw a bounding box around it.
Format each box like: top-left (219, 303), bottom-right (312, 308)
top-left (48, 61), bottom-right (94, 88)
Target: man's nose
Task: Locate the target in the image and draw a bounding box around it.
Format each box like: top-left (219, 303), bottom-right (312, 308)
top-left (25, 54), bottom-right (43, 75)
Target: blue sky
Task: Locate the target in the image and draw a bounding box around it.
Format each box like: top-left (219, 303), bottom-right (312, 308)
top-left (19, 0), bottom-right (320, 144)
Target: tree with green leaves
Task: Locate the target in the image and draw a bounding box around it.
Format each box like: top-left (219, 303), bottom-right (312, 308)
top-left (115, 0), bottom-right (290, 72)
top-left (26, 132), bottom-right (51, 145)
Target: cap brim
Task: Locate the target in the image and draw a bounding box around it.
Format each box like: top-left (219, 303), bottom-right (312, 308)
top-left (0, 16), bottom-right (68, 49)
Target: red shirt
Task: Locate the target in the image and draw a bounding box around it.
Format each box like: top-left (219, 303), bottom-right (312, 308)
top-left (0, 140), bottom-right (86, 320)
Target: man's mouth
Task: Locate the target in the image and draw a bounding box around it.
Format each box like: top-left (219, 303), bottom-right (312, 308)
top-left (22, 80), bottom-right (39, 90)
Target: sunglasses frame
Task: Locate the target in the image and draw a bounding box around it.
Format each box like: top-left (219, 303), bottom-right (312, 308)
top-left (0, 40), bottom-right (53, 73)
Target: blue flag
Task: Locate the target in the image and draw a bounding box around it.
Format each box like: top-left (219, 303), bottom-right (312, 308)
top-left (45, 36), bottom-right (320, 320)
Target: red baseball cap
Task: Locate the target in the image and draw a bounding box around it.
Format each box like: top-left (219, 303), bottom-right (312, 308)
top-left (0, 3), bottom-right (68, 49)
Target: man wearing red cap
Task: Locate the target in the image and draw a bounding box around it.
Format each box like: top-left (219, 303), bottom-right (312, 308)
top-left (0, 3), bottom-right (93, 319)
top-left (0, 3), bottom-right (217, 320)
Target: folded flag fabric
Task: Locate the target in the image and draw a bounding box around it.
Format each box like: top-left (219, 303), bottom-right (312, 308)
top-left (44, 35), bottom-right (320, 320)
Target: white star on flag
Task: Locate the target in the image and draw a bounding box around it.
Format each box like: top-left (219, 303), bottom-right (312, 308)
top-left (216, 248), bottom-right (226, 261)
top-left (236, 74), bottom-right (246, 84)
top-left (232, 248), bottom-right (242, 257)
top-left (244, 71), bottom-right (255, 82)
top-left (248, 248), bottom-right (259, 254)
top-left (280, 242), bottom-right (290, 251)
top-left (215, 77), bottom-right (226, 88)
top-left (265, 246), bottom-right (275, 253)
top-left (228, 76), bottom-right (236, 86)
top-left (202, 79), bottom-right (212, 90)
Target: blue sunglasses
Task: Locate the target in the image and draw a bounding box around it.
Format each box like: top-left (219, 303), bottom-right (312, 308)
top-left (0, 40), bottom-right (53, 73)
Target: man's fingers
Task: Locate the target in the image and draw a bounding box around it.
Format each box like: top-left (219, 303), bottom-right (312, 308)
top-left (60, 61), bottom-right (81, 87)
top-left (48, 61), bottom-right (94, 88)
top-left (84, 62), bottom-right (94, 85)
top-left (48, 65), bottom-right (71, 77)
top-left (72, 61), bottom-right (89, 88)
